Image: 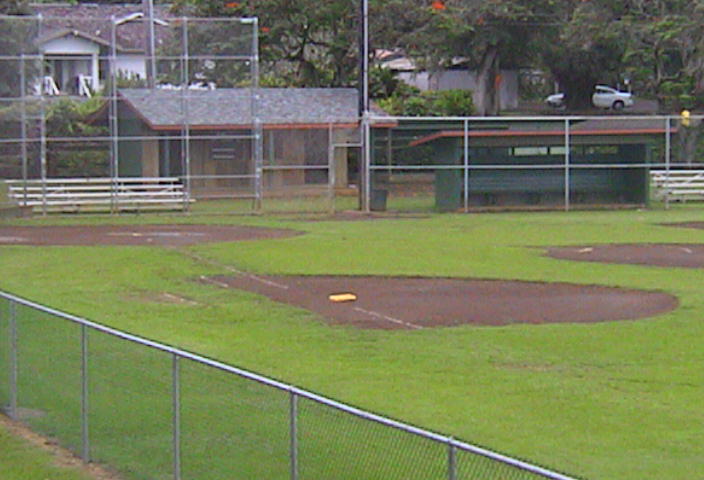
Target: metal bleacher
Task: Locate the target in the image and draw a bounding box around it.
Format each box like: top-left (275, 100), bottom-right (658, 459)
top-left (5, 177), bottom-right (191, 213)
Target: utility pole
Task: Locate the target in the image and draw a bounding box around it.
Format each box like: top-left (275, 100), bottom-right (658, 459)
top-left (359, 0), bottom-right (371, 212)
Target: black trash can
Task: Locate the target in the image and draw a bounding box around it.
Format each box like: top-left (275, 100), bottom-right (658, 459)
top-left (370, 189), bottom-right (388, 211)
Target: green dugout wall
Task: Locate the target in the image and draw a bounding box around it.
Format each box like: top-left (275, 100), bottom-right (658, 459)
top-left (371, 119), bottom-right (661, 212)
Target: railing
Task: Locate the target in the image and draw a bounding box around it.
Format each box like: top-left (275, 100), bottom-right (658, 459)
top-left (0, 290), bottom-right (581, 480)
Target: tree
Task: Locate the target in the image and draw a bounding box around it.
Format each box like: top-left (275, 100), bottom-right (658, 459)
top-left (172, 0), bottom-right (361, 87)
top-left (540, 1), bottom-right (629, 111)
top-left (374, 0), bottom-right (552, 116)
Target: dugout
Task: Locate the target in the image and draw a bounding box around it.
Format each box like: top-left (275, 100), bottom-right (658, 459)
top-left (376, 118), bottom-right (666, 211)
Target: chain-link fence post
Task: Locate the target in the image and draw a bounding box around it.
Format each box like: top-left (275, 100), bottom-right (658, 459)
top-left (81, 324), bottom-right (90, 462)
top-left (172, 354), bottom-right (181, 480)
top-left (564, 118), bottom-right (571, 212)
top-left (665, 116), bottom-right (671, 210)
top-left (290, 391), bottom-right (298, 480)
top-left (8, 300), bottom-right (17, 420)
top-left (448, 437), bottom-right (457, 480)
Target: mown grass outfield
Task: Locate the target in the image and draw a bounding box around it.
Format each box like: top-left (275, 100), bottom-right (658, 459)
top-left (1, 205), bottom-right (704, 479)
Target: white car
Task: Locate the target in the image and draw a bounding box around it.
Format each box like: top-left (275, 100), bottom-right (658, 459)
top-left (546, 85), bottom-right (634, 110)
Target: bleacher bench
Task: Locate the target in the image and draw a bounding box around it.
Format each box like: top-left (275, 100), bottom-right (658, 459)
top-left (650, 170), bottom-right (704, 202)
top-left (5, 177), bottom-right (192, 213)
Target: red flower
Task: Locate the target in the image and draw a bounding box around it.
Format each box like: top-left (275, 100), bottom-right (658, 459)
top-left (431, 1), bottom-right (446, 10)
top-left (225, 2), bottom-right (240, 8)
top-left (261, 26), bottom-right (270, 33)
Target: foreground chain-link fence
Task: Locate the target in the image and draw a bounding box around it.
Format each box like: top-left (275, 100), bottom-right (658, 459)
top-left (0, 290), bottom-right (582, 480)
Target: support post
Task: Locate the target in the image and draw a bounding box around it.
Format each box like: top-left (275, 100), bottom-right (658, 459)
top-left (172, 354), bottom-right (181, 480)
top-left (181, 18), bottom-right (192, 213)
top-left (327, 123), bottom-right (336, 215)
top-left (81, 324), bottom-right (90, 462)
top-left (447, 438), bottom-right (457, 480)
top-left (9, 300), bottom-right (17, 420)
top-left (564, 118), bottom-right (571, 212)
top-left (665, 116), bottom-right (671, 210)
top-left (251, 18), bottom-right (263, 213)
top-left (109, 17), bottom-right (119, 214)
top-left (19, 54), bottom-right (28, 206)
top-left (39, 88), bottom-right (47, 216)
top-left (290, 391), bottom-right (298, 480)
top-left (463, 119), bottom-right (469, 213)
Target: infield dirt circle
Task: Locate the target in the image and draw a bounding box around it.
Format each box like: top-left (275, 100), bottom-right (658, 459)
top-left (205, 274), bottom-right (677, 329)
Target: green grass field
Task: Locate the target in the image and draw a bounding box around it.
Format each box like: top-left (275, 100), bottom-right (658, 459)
top-left (0, 419), bottom-right (93, 480)
top-left (1, 205), bottom-right (704, 479)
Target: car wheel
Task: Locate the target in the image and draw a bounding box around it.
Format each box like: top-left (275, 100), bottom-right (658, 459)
top-left (612, 100), bottom-right (625, 110)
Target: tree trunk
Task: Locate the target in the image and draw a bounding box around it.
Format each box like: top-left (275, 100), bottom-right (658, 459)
top-left (475, 45), bottom-right (500, 116)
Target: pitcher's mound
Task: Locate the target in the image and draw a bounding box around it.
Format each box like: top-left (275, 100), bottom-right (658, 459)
top-left (205, 275), bottom-right (677, 330)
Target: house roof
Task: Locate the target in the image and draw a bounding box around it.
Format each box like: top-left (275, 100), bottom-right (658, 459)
top-left (118, 88), bottom-right (391, 130)
top-left (31, 3), bottom-right (174, 53)
top-left (409, 118), bottom-right (673, 147)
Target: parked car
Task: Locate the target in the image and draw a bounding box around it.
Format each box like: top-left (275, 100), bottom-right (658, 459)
top-left (545, 85), bottom-right (634, 110)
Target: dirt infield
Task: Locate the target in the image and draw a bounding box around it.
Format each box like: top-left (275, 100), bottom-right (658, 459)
top-left (546, 244), bottom-right (704, 268)
top-left (204, 274), bottom-right (677, 329)
top-left (0, 224), bottom-right (299, 246)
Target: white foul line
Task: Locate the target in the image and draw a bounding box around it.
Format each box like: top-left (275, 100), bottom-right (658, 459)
top-left (181, 250), bottom-right (289, 290)
top-left (353, 307), bottom-right (424, 330)
top-left (200, 276), bottom-right (230, 289)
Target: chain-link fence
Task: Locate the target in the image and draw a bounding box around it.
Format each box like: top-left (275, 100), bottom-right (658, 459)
top-left (0, 12), bottom-right (355, 215)
top-left (0, 290), bottom-right (582, 480)
top-left (362, 114), bottom-right (704, 213)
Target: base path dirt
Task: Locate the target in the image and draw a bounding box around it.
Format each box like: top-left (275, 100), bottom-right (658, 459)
top-left (0, 224), bottom-right (299, 246)
top-left (204, 274), bottom-right (677, 329)
top-left (546, 244), bottom-right (704, 268)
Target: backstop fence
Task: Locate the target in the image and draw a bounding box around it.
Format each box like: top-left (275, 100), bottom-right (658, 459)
top-left (361, 114), bottom-right (704, 214)
top-left (0, 13), bottom-right (355, 215)
top-left (0, 290), bottom-right (582, 480)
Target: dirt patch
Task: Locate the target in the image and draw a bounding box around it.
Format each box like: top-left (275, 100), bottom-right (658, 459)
top-left (203, 275), bottom-right (677, 329)
top-left (662, 221), bottom-right (704, 230)
top-left (0, 224), bottom-right (299, 246)
top-left (546, 244), bottom-right (704, 268)
top-left (0, 413), bottom-right (123, 480)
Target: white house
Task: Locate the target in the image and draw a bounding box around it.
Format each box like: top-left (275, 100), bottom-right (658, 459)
top-left (31, 3), bottom-right (172, 96)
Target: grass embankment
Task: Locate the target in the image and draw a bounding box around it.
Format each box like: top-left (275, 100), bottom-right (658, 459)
top-left (1, 206), bottom-right (704, 479)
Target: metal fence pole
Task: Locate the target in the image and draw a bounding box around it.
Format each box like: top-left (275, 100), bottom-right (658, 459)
top-left (665, 116), bottom-right (671, 210)
top-left (463, 119), bottom-right (469, 213)
top-left (109, 17), bottom-right (119, 214)
top-left (182, 18), bottom-right (192, 213)
top-left (9, 300), bottom-right (17, 420)
top-left (251, 18), bottom-right (263, 213)
top-left (81, 324), bottom-right (90, 462)
top-left (290, 391), bottom-right (298, 480)
top-left (19, 54), bottom-right (28, 206)
top-left (448, 438), bottom-right (457, 480)
top-left (327, 123), bottom-right (336, 214)
top-left (564, 118), bottom-right (571, 212)
top-left (172, 354), bottom-right (181, 480)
